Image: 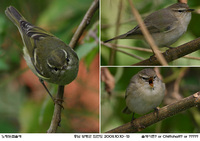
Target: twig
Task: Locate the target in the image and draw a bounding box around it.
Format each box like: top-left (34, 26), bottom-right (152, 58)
top-left (47, 85), bottom-right (64, 133)
top-left (104, 43), bottom-right (200, 61)
top-left (69, 0), bottom-right (99, 48)
top-left (106, 91), bottom-right (200, 133)
top-left (109, 0), bottom-right (123, 65)
top-left (128, 0), bottom-right (168, 66)
top-left (184, 55), bottom-right (200, 60)
top-left (47, 0), bottom-right (99, 133)
top-left (102, 42), bottom-right (144, 60)
top-left (133, 37), bottom-right (200, 66)
top-left (101, 67), bottom-right (115, 95)
top-left (105, 43), bottom-right (152, 53)
top-left (174, 68), bottom-right (188, 95)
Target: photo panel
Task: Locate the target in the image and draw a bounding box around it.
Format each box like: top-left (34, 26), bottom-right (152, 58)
top-left (0, 0), bottom-right (99, 133)
top-left (101, 67), bottom-right (200, 133)
top-left (101, 0), bottom-right (200, 66)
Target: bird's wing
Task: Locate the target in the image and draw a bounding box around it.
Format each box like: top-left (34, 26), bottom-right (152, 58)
top-left (5, 6), bottom-right (54, 58)
top-left (125, 9), bottom-right (179, 37)
top-left (125, 77), bottom-right (138, 99)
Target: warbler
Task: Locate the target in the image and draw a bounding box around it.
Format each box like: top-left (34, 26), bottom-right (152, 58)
top-left (5, 6), bottom-right (79, 100)
top-left (104, 3), bottom-right (194, 48)
top-left (123, 68), bottom-right (165, 121)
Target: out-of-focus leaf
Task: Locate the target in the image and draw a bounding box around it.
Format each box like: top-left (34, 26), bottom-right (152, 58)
top-left (84, 47), bottom-right (98, 68)
top-left (37, 0), bottom-right (93, 26)
top-left (0, 59), bottom-right (9, 71)
top-left (0, 14), bottom-right (7, 45)
top-left (0, 118), bottom-right (19, 133)
top-left (76, 42), bottom-right (97, 60)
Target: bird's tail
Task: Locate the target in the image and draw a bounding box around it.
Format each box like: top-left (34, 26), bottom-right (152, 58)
top-left (5, 6), bottom-right (27, 28)
top-left (104, 33), bottom-right (127, 43)
top-left (5, 6), bottom-right (54, 56)
top-left (5, 6), bottom-right (53, 40)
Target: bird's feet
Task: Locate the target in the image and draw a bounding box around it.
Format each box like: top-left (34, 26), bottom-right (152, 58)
top-left (154, 107), bottom-right (160, 118)
top-left (53, 98), bottom-right (64, 109)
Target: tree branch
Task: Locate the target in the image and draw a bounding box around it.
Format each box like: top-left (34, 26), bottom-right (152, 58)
top-left (69, 0), bottom-right (99, 48)
top-left (133, 37), bottom-right (200, 66)
top-left (103, 42), bottom-right (200, 61)
top-left (101, 42), bottom-right (144, 60)
top-left (106, 91), bottom-right (200, 133)
top-left (47, 0), bottom-right (99, 133)
top-left (47, 85), bottom-right (64, 133)
top-left (109, 0), bottom-right (123, 65)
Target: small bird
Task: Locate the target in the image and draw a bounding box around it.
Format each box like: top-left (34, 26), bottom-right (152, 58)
top-left (123, 68), bottom-right (165, 121)
top-left (5, 6), bottom-right (79, 102)
top-left (104, 3), bottom-right (194, 48)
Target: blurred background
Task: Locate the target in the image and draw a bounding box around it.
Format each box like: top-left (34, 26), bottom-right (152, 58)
top-left (101, 67), bottom-right (200, 133)
top-left (0, 0), bottom-right (99, 132)
top-left (101, 0), bottom-right (200, 65)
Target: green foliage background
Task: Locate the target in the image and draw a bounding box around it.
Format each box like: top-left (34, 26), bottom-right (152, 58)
top-left (101, 67), bottom-right (200, 133)
top-left (0, 0), bottom-right (99, 133)
top-left (101, 0), bottom-right (200, 65)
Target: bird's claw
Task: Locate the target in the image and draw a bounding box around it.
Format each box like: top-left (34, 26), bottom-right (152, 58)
top-left (53, 98), bottom-right (64, 109)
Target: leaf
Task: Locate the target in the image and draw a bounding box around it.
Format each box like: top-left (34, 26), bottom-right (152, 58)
top-left (0, 59), bottom-right (9, 71)
top-left (75, 42), bottom-right (98, 60)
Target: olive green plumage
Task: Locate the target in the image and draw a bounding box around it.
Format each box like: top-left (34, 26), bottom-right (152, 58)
top-left (5, 6), bottom-right (79, 85)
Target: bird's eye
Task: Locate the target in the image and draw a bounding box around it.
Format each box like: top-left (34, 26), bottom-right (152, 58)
top-left (66, 58), bottom-right (70, 62)
top-left (153, 76), bottom-right (157, 79)
top-left (141, 77), bottom-right (148, 81)
top-left (178, 10), bottom-right (184, 13)
top-left (54, 67), bottom-right (58, 71)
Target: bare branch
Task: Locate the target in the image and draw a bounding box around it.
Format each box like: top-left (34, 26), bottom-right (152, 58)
top-left (101, 67), bottom-right (115, 95)
top-left (105, 43), bottom-right (153, 53)
top-left (102, 41), bottom-right (200, 65)
top-left (109, 0), bottom-right (123, 65)
top-left (47, 85), bottom-right (64, 133)
top-left (133, 38), bottom-right (200, 66)
top-left (106, 92), bottom-right (200, 133)
top-left (69, 0), bottom-right (99, 48)
top-left (102, 42), bottom-right (144, 60)
top-left (105, 43), bottom-right (200, 60)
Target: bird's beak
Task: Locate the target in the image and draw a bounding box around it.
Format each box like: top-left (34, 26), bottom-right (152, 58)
top-left (187, 9), bottom-right (194, 12)
top-left (149, 77), bottom-right (154, 88)
top-left (63, 64), bottom-right (68, 70)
